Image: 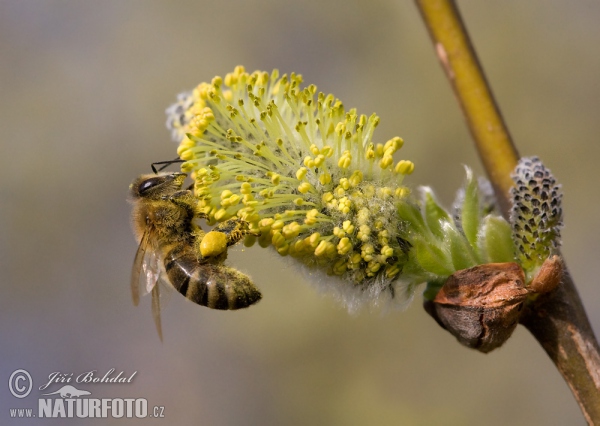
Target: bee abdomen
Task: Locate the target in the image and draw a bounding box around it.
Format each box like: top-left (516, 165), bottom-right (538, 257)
top-left (163, 248), bottom-right (261, 310)
top-left (190, 264), bottom-right (262, 310)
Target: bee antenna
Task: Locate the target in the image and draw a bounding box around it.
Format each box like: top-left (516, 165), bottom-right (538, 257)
top-left (151, 158), bottom-right (185, 174)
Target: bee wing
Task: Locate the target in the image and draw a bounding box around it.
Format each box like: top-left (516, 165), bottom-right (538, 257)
top-left (151, 282), bottom-right (163, 342)
top-left (150, 272), bottom-right (174, 341)
top-left (143, 250), bottom-right (161, 295)
top-left (131, 229), bottom-right (152, 306)
top-left (131, 229), bottom-right (173, 340)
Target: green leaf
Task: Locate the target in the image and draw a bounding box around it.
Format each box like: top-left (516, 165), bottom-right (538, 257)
top-left (423, 187), bottom-right (451, 239)
top-left (461, 167), bottom-right (480, 249)
top-left (481, 215), bottom-right (515, 263)
top-left (397, 201), bottom-right (426, 234)
top-left (413, 237), bottom-right (454, 277)
top-left (444, 222), bottom-right (478, 271)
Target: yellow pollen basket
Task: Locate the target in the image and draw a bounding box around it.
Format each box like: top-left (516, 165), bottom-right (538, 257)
top-left (200, 231), bottom-right (228, 257)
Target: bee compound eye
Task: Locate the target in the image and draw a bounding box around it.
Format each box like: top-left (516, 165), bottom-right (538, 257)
top-left (138, 177), bottom-right (164, 195)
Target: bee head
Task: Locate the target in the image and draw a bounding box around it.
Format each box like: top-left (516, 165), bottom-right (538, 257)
top-left (129, 173), bottom-right (187, 199)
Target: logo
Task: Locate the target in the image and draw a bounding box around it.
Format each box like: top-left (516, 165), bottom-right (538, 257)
top-left (8, 370), bottom-right (32, 398)
top-left (42, 385), bottom-right (91, 398)
top-left (7, 368), bottom-right (165, 420)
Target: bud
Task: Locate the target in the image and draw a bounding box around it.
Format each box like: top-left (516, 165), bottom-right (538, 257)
top-left (424, 260), bottom-right (561, 353)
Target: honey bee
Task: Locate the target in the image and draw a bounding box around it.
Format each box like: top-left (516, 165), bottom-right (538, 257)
top-left (129, 172), bottom-right (262, 339)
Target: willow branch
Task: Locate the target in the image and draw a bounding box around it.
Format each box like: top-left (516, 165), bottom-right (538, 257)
top-left (415, 0), bottom-right (518, 217)
top-left (415, 1), bottom-right (600, 423)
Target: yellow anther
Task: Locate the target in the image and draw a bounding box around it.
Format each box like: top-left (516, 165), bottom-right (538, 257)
top-left (377, 187), bottom-right (393, 198)
top-left (293, 198), bottom-right (304, 206)
top-left (298, 182), bottom-right (312, 194)
top-left (240, 182), bottom-right (253, 194)
top-left (381, 245), bottom-right (394, 258)
top-left (181, 162), bottom-right (193, 173)
top-left (322, 192), bottom-right (334, 203)
top-left (177, 138), bottom-right (195, 157)
top-left (271, 173), bottom-right (281, 185)
top-left (378, 229), bottom-right (390, 245)
top-left (379, 155), bottom-right (394, 169)
top-left (349, 170), bottom-right (363, 187)
top-left (244, 212), bottom-right (260, 223)
top-left (282, 222), bottom-right (302, 239)
top-left (276, 244), bottom-right (289, 256)
top-left (342, 220), bottom-right (355, 234)
top-left (361, 243), bottom-right (374, 255)
top-left (367, 260), bottom-right (382, 274)
top-left (333, 227), bottom-right (344, 238)
top-left (393, 136), bottom-right (404, 148)
top-left (337, 197), bottom-right (351, 214)
top-left (358, 224), bottom-right (371, 242)
top-left (334, 186), bottom-right (345, 198)
top-left (304, 209), bottom-right (319, 225)
top-left (308, 232), bottom-right (321, 248)
top-left (310, 144), bottom-right (320, 156)
top-left (314, 155), bottom-right (325, 167)
top-left (357, 208), bottom-right (370, 225)
top-left (332, 259), bottom-right (348, 275)
top-left (385, 264), bottom-right (401, 278)
top-left (271, 231), bottom-right (286, 248)
top-left (179, 149), bottom-right (194, 161)
top-left (271, 219), bottom-right (285, 231)
top-left (314, 240), bottom-right (330, 257)
top-left (321, 146), bottom-right (334, 157)
top-left (349, 252), bottom-right (362, 267)
top-left (338, 178), bottom-right (350, 190)
top-left (296, 167), bottom-right (308, 180)
top-left (394, 160), bottom-right (415, 175)
top-left (337, 151), bottom-right (352, 169)
top-left (200, 231), bottom-right (228, 258)
top-left (326, 198), bottom-right (338, 209)
top-left (293, 239), bottom-right (307, 254)
top-left (395, 187), bottom-right (410, 198)
top-left (337, 237), bottom-right (352, 255)
top-left (375, 143), bottom-right (384, 157)
top-left (303, 156), bottom-right (315, 168)
top-left (230, 194), bottom-right (242, 206)
top-left (259, 188), bottom-right (273, 198)
top-left (214, 208), bottom-right (228, 221)
top-left (319, 173), bottom-right (332, 185)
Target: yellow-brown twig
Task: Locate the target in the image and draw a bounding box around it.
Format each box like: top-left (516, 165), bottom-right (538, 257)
top-left (415, 1), bottom-right (600, 423)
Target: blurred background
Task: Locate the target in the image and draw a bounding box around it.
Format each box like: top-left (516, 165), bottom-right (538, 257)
top-left (1, 1), bottom-right (599, 424)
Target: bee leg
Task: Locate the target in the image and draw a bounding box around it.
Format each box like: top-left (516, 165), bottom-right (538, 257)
top-left (167, 190), bottom-right (211, 221)
top-left (212, 218), bottom-right (255, 247)
top-left (162, 190), bottom-right (196, 216)
top-left (168, 190), bottom-right (194, 202)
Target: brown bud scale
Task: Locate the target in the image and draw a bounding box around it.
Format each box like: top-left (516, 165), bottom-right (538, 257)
top-left (430, 263), bottom-right (528, 353)
top-left (529, 255), bottom-right (563, 294)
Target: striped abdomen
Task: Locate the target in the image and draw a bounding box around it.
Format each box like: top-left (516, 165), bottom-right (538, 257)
top-left (162, 244), bottom-right (262, 310)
